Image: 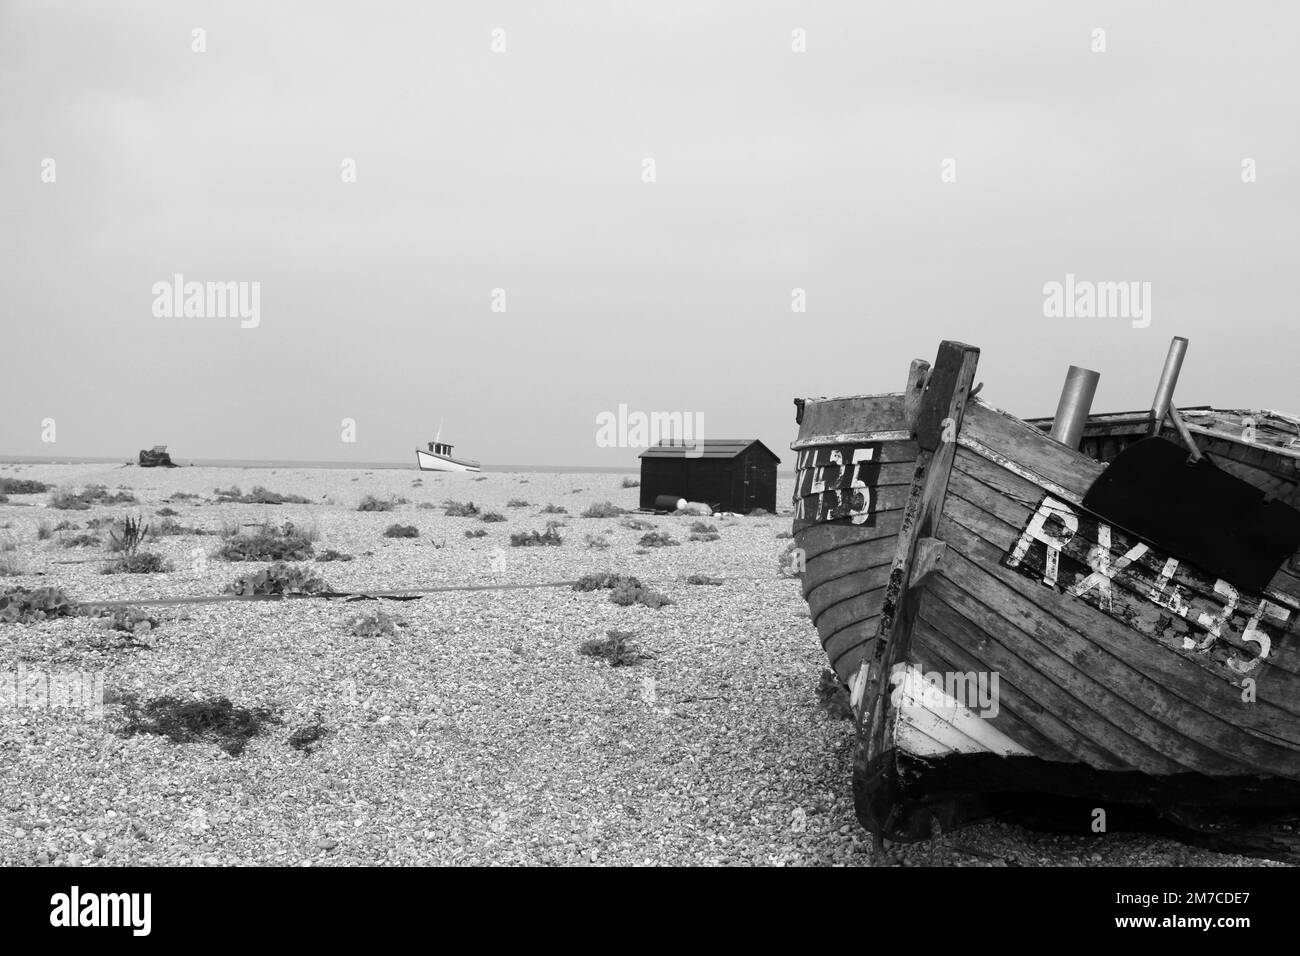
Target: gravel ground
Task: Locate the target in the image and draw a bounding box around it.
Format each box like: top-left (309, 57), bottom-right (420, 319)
top-left (0, 463), bottom-right (1282, 866)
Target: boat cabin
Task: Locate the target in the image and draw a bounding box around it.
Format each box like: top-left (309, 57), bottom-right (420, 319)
top-left (428, 441), bottom-right (454, 457)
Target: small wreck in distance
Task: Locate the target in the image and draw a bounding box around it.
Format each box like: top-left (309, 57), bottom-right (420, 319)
top-left (138, 445), bottom-right (177, 468)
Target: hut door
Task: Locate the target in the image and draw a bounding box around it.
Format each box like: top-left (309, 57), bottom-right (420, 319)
top-left (743, 454), bottom-right (756, 509)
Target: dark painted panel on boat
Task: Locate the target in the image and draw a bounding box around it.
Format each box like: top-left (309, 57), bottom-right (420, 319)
top-left (1083, 437), bottom-right (1300, 593)
top-left (792, 443), bottom-right (886, 529)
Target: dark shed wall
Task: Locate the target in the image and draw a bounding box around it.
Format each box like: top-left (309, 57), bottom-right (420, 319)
top-left (639, 447), bottom-right (778, 513)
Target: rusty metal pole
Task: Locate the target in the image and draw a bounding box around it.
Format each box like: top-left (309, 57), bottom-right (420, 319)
top-left (1049, 365), bottom-right (1101, 449)
top-left (1150, 336), bottom-right (1189, 435)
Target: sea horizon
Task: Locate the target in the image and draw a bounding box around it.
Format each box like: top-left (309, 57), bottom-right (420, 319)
top-left (0, 454), bottom-right (650, 474)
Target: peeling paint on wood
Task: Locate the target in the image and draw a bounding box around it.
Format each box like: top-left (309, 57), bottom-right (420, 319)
top-left (1004, 495), bottom-right (1296, 677)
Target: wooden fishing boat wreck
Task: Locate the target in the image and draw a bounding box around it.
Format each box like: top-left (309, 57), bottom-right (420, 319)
top-left (792, 338), bottom-right (1300, 842)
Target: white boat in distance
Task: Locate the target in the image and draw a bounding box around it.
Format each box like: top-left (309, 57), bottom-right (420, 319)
top-left (415, 438), bottom-right (481, 473)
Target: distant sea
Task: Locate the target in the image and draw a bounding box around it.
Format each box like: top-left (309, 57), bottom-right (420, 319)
top-left (0, 455), bottom-right (638, 474)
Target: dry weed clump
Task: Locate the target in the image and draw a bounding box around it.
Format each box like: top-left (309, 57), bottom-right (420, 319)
top-left (579, 629), bottom-right (651, 666)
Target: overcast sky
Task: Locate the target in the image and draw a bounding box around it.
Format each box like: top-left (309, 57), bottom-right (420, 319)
top-left (1, 1), bottom-right (1296, 467)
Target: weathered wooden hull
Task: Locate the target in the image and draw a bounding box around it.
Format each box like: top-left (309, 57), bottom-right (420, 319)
top-left (1027, 407), bottom-right (1300, 509)
top-left (792, 392), bottom-right (917, 684)
top-left (794, 347), bottom-right (1300, 841)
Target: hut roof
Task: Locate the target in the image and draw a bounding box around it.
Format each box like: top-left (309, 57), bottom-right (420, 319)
top-left (638, 439), bottom-right (781, 462)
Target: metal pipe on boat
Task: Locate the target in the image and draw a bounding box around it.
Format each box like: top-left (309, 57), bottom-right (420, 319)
top-left (1048, 365), bottom-right (1101, 449)
top-left (1149, 336), bottom-right (1189, 435)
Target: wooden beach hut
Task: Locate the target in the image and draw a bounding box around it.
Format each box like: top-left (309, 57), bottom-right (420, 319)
top-left (637, 439), bottom-right (780, 514)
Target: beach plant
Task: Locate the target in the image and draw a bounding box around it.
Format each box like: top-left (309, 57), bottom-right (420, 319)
top-left (103, 552), bottom-right (170, 574)
top-left (217, 521), bottom-right (315, 561)
top-left (689, 532), bottom-right (721, 543)
top-left (638, 531), bottom-right (679, 548)
top-left (480, 511), bottom-right (506, 523)
top-left (816, 669), bottom-right (854, 721)
top-left (115, 693), bottom-right (282, 757)
top-left (357, 495), bottom-right (396, 512)
top-left (53, 520), bottom-right (78, 531)
top-left (690, 522), bottom-right (717, 535)
top-left (108, 516), bottom-right (150, 555)
top-left (0, 478), bottom-right (50, 495)
top-left (287, 718), bottom-right (329, 753)
top-left (510, 525), bottom-right (563, 547)
top-left (315, 549), bottom-right (354, 562)
top-left (156, 507), bottom-right (179, 517)
top-left (583, 534), bottom-right (611, 550)
top-left (0, 557), bottom-right (22, 577)
top-left (579, 629), bottom-right (650, 667)
top-left (346, 608), bottom-right (398, 637)
top-left (0, 585), bottom-right (76, 623)
top-left (609, 579), bottom-right (672, 609)
top-left (49, 485), bottom-right (137, 510)
top-left (582, 501), bottom-right (625, 518)
top-left (166, 492), bottom-right (201, 502)
top-left (778, 540), bottom-right (805, 578)
top-left (506, 499), bottom-right (529, 508)
top-left (225, 562), bottom-right (330, 596)
top-left (152, 517), bottom-right (211, 537)
top-left (443, 500), bottom-right (480, 517)
top-left (61, 534), bottom-right (102, 548)
top-left (572, 573), bottom-right (642, 593)
top-left (100, 606), bottom-right (159, 635)
top-left (685, 574), bottom-right (724, 586)
top-left (620, 518), bottom-right (656, 531)
top-left (464, 528), bottom-right (488, 539)
top-left (36, 521), bottom-right (53, 541)
top-left (214, 486), bottom-right (311, 505)
top-left (540, 504), bottom-right (567, 514)
top-left (383, 524), bottom-right (419, 538)
top-left (621, 477), bottom-right (640, 488)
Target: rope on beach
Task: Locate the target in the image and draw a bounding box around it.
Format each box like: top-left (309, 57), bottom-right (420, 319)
top-left (75, 579), bottom-right (583, 609)
top-left (68, 574), bottom-right (785, 610)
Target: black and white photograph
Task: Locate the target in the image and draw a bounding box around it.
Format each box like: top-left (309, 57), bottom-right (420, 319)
top-left (0, 0), bottom-right (1295, 935)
